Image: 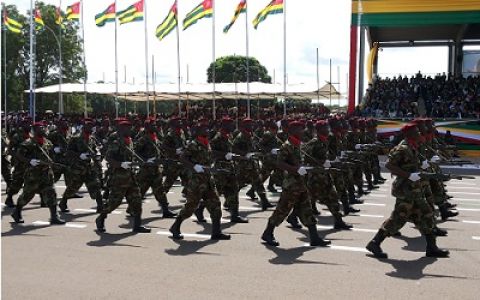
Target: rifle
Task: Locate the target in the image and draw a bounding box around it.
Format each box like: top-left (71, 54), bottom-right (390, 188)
top-left (37, 160), bottom-right (68, 169)
top-left (419, 172), bottom-right (475, 181)
top-left (435, 160), bottom-right (475, 166)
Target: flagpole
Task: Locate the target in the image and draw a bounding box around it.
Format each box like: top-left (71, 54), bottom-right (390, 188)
top-left (114, 0), bottom-right (119, 118)
top-left (175, 0), bottom-right (181, 115)
top-left (3, 20), bottom-right (7, 127)
top-left (58, 0), bottom-right (64, 115)
top-left (316, 48), bottom-right (320, 103)
top-left (212, 0), bottom-right (216, 120)
top-left (152, 54), bottom-right (156, 115)
top-left (144, 0), bottom-right (150, 116)
top-left (245, 0), bottom-right (250, 119)
top-left (282, 0), bottom-right (287, 117)
top-left (81, 0), bottom-right (87, 117)
top-left (29, 0), bottom-right (35, 121)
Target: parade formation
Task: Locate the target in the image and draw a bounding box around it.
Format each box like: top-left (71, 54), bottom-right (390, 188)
top-left (1, 113), bottom-right (466, 258)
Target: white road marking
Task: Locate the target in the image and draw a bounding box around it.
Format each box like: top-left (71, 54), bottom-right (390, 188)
top-left (359, 202), bottom-right (386, 207)
top-left (316, 225), bottom-right (377, 233)
top-left (156, 230), bottom-right (210, 240)
top-left (456, 208), bottom-right (480, 212)
top-left (368, 194), bottom-right (389, 198)
top-left (462, 220), bottom-right (480, 224)
top-left (447, 182), bottom-right (477, 186)
top-left (452, 198), bottom-right (480, 203)
top-left (74, 208), bottom-right (122, 215)
top-left (472, 236), bottom-right (480, 241)
top-left (448, 192), bottom-right (480, 196)
top-left (189, 217), bottom-right (229, 224)
top-left (31, 221), bottom-right (86, 228)
top-left (447, 186), bottom-right (480, 191)
top-left (302, 243), bottom-right (369, 253)
top-left (353, 214), bottom-right (385, 219)
top-left (238, 206), bottom-right (263, 212)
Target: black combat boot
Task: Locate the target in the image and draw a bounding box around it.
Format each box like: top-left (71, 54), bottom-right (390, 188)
top-left (40, 195), bottom-right (47, 207)
top-left (425, 234), bottom-right (449, 258)
top-left (160, 203), bottom-right (177, 218)
top-left (444, 201), bottom-right (456, 209)
top-left (349, 190), bottom-right (363, 205)
top-left (366, 229), bottom-right (388, 258)
top-left (230, 205), bottom-right (249, 223)
top-left (267, 182), bottom-right (278, 193)
top-left (194, 203), bottom-right (207, 223)
top-left (95, 213), bottom-right (107, 232)
top-left (5, 194), bottom-right (15, 208)
top-left (49, 206), bottom-right (66, 225)
top-left (246, 188), bottom-right (257, 200)
top-left (95, 195), bottom-right (104, 213)
top-left (102, 188), bottom-right (110, 200)
top-left (286, 213), bottom-right (302, 229)
top-left (261, 222), bottom-right (279, 246)
top-left (11, 205), bottom-right (24, 223)
top-left (132, 215), bottom-right (151, 233)
top-left (311, 202), bottom-right (320, 215)
top-left (259, 193), bottom-right (274, 210)
top-left (433, 226), bottom-right (448, 237)
top-left (307, 225), bottom-right (331, 247)
top-left (211, 217), bottom-right (231, 240)
top-left (342, 195), bottom-right (359, 216)
top-left (366, 177), bottom-right (378, 190)
top-left (169, 216), bottom-right (184, 240)
top-left (357, 185), bottom-right (370, 196)
top-left (439, 206), bottom-right (458, 221)
top-left (334, 216), bottom-right (353, 230)
top-left (58, 196), bottom-right (69, 213)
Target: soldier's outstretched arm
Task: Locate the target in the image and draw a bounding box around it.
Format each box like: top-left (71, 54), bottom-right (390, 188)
top-left (385, 161), bottom-right (410, 179)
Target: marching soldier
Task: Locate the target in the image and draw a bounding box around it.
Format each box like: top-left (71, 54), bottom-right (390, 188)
top-left (169, 119), bottom-right (231, 240)
top-left (366, 123), bottom-right (449, 258)
top-left (162, 117), bottom-right (187, 194)
top-left (59, 118), bottom-right (104, 213)
top-left (95, 120), bottom-right (151, 233)
top-left (261, 121), bottom-right (331, 247)
top-left (11, 121), bottom-right (65, 225)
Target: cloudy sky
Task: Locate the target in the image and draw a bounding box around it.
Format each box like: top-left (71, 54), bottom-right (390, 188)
top-left (11, 0), bottom-right (450, 92)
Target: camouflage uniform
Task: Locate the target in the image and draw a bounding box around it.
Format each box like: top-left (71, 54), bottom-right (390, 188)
top-left (268, 140), bottom-right (316, 227)
top-left (162, 129), bottom-right (186, 193)
top-left (258, 130), bottom-right (282, 188)
top-left (60, 132), bottom-right (103, 211)
top-left (1, 135), bottom-right (12, 188)
top-left (47, 129), bottom-right (69, 182)
top-left (6, 129), bottom-right (30, 197)
top-left (381, 140), bottom-right (434, 236)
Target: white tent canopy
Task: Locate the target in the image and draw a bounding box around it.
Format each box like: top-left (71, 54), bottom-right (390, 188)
top-left (27, 82), bottom-right (341, 101)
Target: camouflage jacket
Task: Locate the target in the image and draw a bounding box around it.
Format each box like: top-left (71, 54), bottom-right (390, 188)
top-left (48, 130), bottom-right (69, 161)
top-left (163, 130), bottom-right (186, 157)
top-left (388, 139), bottom-right (422, 198)
top-left (18, 137), bottom-right (54, 174)
top-left (278, 140), bottom-right (307, 192)
top-left (8, 129), bottom-right (31, 165)
top-left (106, 135), bottom-right (137, 181)
top-left (66, 133), bottom-right (99, 171)
top-left (134, 131), bottom-right (163, 162)
top-left (210, 132), bottom-right (235, 170)
top-left (346, 130), bottom-right (360, 150)
top-left (183, 138), bottom-right (214, 184)
top-left (233, 131), bottom-right (257, 169)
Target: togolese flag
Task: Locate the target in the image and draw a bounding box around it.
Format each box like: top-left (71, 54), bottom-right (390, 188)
top-left (156, 1), bottom-right (177, 41)
top-left (55, 7), bottom-right (66, 29)
top-left (3, 11), bottom-right (23, 34)
top-left (34, 8), bottom-right (44, 30)
top-left (252, 0), bottom-right (283, 29)
top-left (95, 3), bottom-right (116, 27)
top-left (66, 2), bottom-right (80, 21)
top-left (223, 0), bottom-right (246, 33)
top-left (183, 0), bottom-right (213, 31)
top-left (117, 0), bottom-right (144, 25)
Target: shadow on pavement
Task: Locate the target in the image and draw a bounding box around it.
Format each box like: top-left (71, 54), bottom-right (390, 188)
top-left (264, 245), bottom-right (344, 266)
top-left (86, 231), bottom-right (141, 248)
top-left (1, 223), bottom-right (50, 237)
top-left (165, 239), bottom-right (220, 256)
top-left (377, 256), bottom-right (471, 280)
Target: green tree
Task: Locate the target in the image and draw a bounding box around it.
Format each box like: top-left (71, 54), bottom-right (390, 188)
top-left (1, 2), bottom-right (86, 113)
top-left (207, 55), bottom-right (272, 83)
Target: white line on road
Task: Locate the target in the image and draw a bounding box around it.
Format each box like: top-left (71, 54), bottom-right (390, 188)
top-left (452, 198), bottom-right (480, 203)
top-left (302, 243), bottom-right (369, 253)
top-left (74, 208), bottom-right (122, 215)
top-left (447, 186), bottom-right (480, 191)
top-left (189, 217), bottom-right (230, 224)
top-left (32, 221), bottom-right (87, 228)
top-left (472, 236), bottom-right (480, 240)
top-left (368, 194), bottom-right (389, 198)
top-left (316, 225), bottom-right (377, 233)
top-left (456, 208), bottom-right (480, 212)
top-left (239, 206), bottom-right (263, 212)
top-left (462, 220), bottom-right (480, 224)
top-left (352, 214), bottom-right (385, 219)
top-left (448, 192), bottom-right (480, 196)
top-left (359, 203), bottom-right (386, 207)
top-left (156, 230), bottom-right (210, 240)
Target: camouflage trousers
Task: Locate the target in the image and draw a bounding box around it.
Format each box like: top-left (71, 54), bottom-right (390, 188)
top-left (260, 159), bottom-right (282, 187)
top-left (102, 169), bottom-right (142, 217)
top-left (381, 192), bottom-right (434, 236)
top-left (7, 162), bottom-right (26, 196)
top-left (63, 165), bottom-right (102, 200)
top-left (178, 174), bottom-right (222, 221)
top-left (307, 172), bottom-right (342, 219)
top-left (268, 186), bottom-right (316, 227)
top-left (16, 168), bottom-right (57, 208)
top-left (163, 162), bottom-right (187, 193)
top-left (1, 155), bottom-right (12, 186)
top-left (214, 163), bottom-right (239, 209)
top-left (137, 165), bottom-right (168, 206)
top-left (236, 163), bottom-right (266, 195)
top-left (330, 169), bottom-right (349, 199)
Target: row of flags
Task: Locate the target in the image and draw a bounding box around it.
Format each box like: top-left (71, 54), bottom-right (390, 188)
top-left (3, 0), bottom-right (284, 39)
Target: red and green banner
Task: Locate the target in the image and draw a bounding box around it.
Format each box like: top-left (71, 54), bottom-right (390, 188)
top-left (156, 1), bottom-right (177, 41)
top-left (183, 0), bottom-right (213, 31)
top-left (34, 8), bottom-right (44, 30)
top-left (95, 3), bottom-right (116, 27)
top-left (117, 0), bottom-right (144, 25)
top-left (3, 10), bottom-right (22, 34)
top-left (66, 2), bottom-right (80, 21)
top-left (252, 0), bottom-right (283, 29)
top-left (223, 0), bottom-right (246, 33)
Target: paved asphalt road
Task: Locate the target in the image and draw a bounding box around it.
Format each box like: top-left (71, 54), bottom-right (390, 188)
top-left (2, 173), bottom-right (479, 299)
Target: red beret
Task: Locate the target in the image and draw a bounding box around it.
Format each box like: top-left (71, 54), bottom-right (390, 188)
top-left (242, 118), bottom-right (253, 125)
top-left (118, 120), bottom-right (132, 126)
top-left (32, 121), bottom-right (47, 127)
top-left (289, 121), bottom-right (304, 128)
top-left (315, 120), bottom-right (328, 128)
top-left (401, 123), bottom-right (417, 134)
top-left (221, 117), bottom-right (234, 124)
